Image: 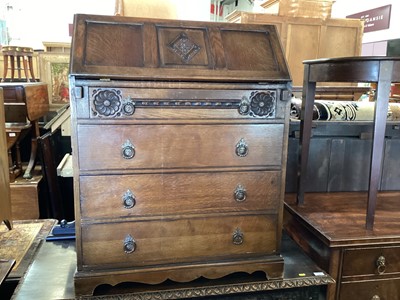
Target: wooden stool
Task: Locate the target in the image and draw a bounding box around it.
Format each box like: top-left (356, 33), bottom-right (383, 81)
top-left (1, 46), bottom-right (36, 82)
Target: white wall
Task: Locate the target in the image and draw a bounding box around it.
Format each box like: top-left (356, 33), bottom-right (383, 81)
top-left (1, 0), bottom-right (399, 49)
top-left (0, 0), bottom-right (210, 50)
top-left (332, 0), bottom-right (400, 43)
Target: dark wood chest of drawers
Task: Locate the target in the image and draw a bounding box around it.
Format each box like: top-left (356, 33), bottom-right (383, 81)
top-left (69, 14), bottom-right (291, 296)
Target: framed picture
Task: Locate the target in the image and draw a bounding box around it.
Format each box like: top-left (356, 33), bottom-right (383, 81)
top-left (39, 53), bottom-right (70, 109)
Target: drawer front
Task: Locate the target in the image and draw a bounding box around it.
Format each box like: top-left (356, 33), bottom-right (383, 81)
top-left (3, 85), bottom-right (24, 103)
top-left (80, 171), bottom-right (281, 219)
top-left (340, 278), bottom-right (400, 300)
top-left (342, 246), bottom-right (400, 277)
top-left (79, 87), bottom-right (288, 120)
top-left (77, 124), bottom-right (284, 171)
top-left (80, 215), bottom-right (278, 269)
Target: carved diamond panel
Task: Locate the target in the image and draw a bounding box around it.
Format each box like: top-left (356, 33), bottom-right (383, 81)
top-left (167, 32), bottom-right (201, 63)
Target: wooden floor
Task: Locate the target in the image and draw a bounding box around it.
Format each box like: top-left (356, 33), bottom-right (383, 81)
top-left (284, 192), bottom-right (400, 247)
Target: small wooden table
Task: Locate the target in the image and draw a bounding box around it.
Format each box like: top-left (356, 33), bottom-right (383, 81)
top-left (288, 57), bottom-right (400, 299)
top-left (296, 57), bottom-right (400, 230)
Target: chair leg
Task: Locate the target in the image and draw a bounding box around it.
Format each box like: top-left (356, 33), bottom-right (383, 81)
top-left (27, 57), bottom-right (36, 82)
top-left (22, 56), bottom-right (30, 82)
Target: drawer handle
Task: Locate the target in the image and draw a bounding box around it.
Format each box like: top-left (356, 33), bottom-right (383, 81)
top-left (232, 228), bottom-right (244, 245)
top-left (123, 234), bottom-right (136, 254)
top-left (122, 140), bottom-right (135, 159)
top-left (235, 138), bottom-right (248, 157)
top-left (123, 190), bottom-right (136, 209)
top-left (234, 185), bottom-right (247, 202)
top-left (238, 96), bottom-right (250, 115)
top-left (376, 256), bottom-right (386, 275)
top-left (371, 295), bottom-right (380, 300)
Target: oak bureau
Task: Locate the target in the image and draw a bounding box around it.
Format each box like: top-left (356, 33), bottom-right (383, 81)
top-left (69, 14), bottom-right (291, 296)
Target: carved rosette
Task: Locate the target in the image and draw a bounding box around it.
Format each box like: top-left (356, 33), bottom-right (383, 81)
top-left (239, 91), bottom-right (276, 118)
top-left (91, 89), bottom-right (135, 118)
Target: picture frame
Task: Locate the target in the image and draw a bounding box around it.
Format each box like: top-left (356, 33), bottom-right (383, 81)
top-left (39, 52), bottom-right (70, 110)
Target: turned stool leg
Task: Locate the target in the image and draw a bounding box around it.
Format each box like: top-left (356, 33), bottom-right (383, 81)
top-left (2, 54), bottom-right (9, 82)
top-left (10, 55), bottom-right (15, 81)
top-left (27, 56), bottom-right (36, 82)
top-left (16, 55), bottom-right (23, 79)
top-left (22, 56), bottom-right (30, 82)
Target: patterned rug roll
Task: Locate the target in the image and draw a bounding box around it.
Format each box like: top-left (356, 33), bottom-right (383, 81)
top-left (291, 98), bottom-right (400, 121)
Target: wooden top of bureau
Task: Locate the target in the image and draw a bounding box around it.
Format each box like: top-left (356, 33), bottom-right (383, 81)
top-left (70, 14), bottom-right (291, 83)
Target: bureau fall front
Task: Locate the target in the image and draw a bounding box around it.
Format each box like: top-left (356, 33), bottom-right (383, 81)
top-left (69, 14), bottom-right (291, 296)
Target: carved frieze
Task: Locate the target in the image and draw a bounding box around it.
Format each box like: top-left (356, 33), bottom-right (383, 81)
top-left (81, 276), bottom-right (334, 299)
top-left (90, 88), bottom-right (277, 119)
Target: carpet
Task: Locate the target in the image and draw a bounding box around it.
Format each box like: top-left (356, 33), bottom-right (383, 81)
top-left (0, 219), bottom-right (57, 279)
top-left (290, 97), bottom-right (400, 121)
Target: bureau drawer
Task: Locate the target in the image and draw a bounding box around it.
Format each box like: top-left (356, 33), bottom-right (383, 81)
top-left (77, 124), bottom-right (284, 171)
top-left (342, 246), bottom-right (400, 277)
top-left (81, 87), bottom-right (289, 120)
top-left (80, 171), bottom-right (281, 219)
top-left (340, 278), bottom-right (400, 300)
top-left (80, 215), bottom-right (278, 269)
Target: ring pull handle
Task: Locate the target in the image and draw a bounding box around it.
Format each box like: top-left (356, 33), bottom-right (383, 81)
top-left (234, 185), bottom-right (247, 202)
top-left (371, 295), bottom-right (380, 300)
top-left (122, 190), bottom-right (136, 209)
top-left (235, 138), bottom-right (248, 157)
top-left (232, 228), bottom-right (244, 245)
top-left (376, 256), bottom-right (386, 275)
top-left (122, 140), bottom-right (135, 159)
top-left (123, 234), bottom-right (136, 254)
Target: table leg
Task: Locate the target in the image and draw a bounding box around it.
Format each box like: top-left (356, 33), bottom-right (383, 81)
top-left (366, 61), bottom-right (393, 230)
top-left (297, 64), bottom-right (316, 205)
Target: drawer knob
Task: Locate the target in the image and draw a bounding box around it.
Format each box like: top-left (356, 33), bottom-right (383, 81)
top-left (232, 228), bottom-right (244, 245)
top-left (371, 295), bottom-right (380, 300)
top-left (122, 140), bottom-right (135, 159)
top-left (376, 255), bottom-right (386, 274)
top-left (122, 100), bottom-right (135, 116)
top-left (123, 234), bottom-right (136, 254)
top-left (234, 185), bottom-right (247, 202)
top-left (123, 190), bottom-right (136, 209)
top-left (238, 97), bottom-right (250, 115)
top-left (235, 138), bottom-right (248, 157)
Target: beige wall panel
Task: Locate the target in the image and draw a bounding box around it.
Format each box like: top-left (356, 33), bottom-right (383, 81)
top-left (285, 24), bottom-right (321, 86)
top-left (322, 26), bottom-right (362, 58)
